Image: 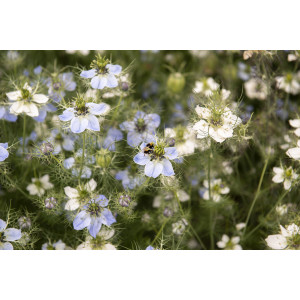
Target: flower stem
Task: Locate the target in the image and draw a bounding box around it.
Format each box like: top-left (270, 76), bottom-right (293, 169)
top-left (152, 219), bottom-right (168, 245)
top-left (207, 147), bottom-right (214, 249)
top-left (112, 96), bottom-right (123, 122)
top-left (79, 132), bottom-right (86, 180)
top-left (22, 115), bottom-right (26, 156)
top-left (242, 157), bottom-right (269, 238)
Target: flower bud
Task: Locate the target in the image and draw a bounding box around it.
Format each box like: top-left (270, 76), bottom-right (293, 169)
top-left (119, 194), bottom-right (131, 207)
top-left (45, 197), bottom-right (57, 209)
top-left (96, 148), bottom-right (112, 168)
top-left (40, 142), bottom-right (54, 156)
top-left (121, 82), bottom-right (129, 91)
top-left (163, 207), bottom-right (173, 217)
top-left (167, 72), bottom-right (185, 94)
top-left (18, 216), bottom-right (31, 229)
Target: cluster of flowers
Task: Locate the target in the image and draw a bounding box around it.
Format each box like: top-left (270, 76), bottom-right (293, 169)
top-left (1, 50), bottom-right (300, 250)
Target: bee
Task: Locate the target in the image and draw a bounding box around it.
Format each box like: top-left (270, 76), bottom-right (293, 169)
top-left (143, 142), bottom-right (154, 155)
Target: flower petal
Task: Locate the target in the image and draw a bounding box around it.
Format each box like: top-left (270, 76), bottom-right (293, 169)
top-left (73, 211), bottom-right (91, 230)
top-left (59, 108), bottom-right (75, 122)
top-left (0, 145), bottom-right (9, 161)
top-left (86, 114), bottom-right (100, 131)
top-left (145, 161), bottom-right (163, 178)
top-left (4, 228), bottom-right (22, 241)
top-left (106, 74), bottom-right (118, 88)
top-left (164, 147), bottom-right (178, 160)
top-left (80, 69), bottom-right (96, 78)
top-left (101, 208), bottom-right (116, 226)
top-left (32, 94), bottom-right (49, 104)
top-left (133, 152), bottom-right (151, 165)
top-left (64, 186), bottom-right (79, 198)
top-left (95, 195), bottom-right (109, 207)
top-left (87, 217), bottom-right (102, 238)
top-left (106, 64), bottom-right (122, 75)
top-left (65, 198), bottom-right (80, 211)
top-left (86, 102), bottom-right (109, 115)
top-left (70, 117), bottom-right (89, 133)
top-left (91, 76), bottom-right (107, 89)
top-left (0, 242), bottom-right (13, 250)
top-left (161, 159), bottom-right (175, 176)
top-left (0, 219), bottom-right (7, 231)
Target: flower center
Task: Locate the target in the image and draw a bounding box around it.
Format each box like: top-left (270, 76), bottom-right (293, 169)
top-left (78, 188), bottom-right (89, 203)
top-left (21, 88), bottom-right (32, 101)
top-left (209, 110), bottom-right (224, 127)
top-left (53, 81), bottom-right (62, 91)
top-left (90, 54), bottom-right (110, 74)
top-left (87, 201), bottom-right (102, 216)
top-left (136, 118), bottom-right (146, 132)
top-left (75, 96), bottom-right (89, 116)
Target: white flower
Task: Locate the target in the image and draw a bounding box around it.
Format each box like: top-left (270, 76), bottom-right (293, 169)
top-left (42, 240), bottom-right (67, 250)
top-left (76, 227), bottom-right (116, 250)
top-left (64, 178), bottom-right (97, 211)
top-left (272, 166), bottom-right (298, 190)
top-left (286, 140), bottom-right (300, 160)
top-left (26, 174), bottom-right (53, 197)
top-left (202, 179), bottom-right (230, 202)
top-left (276, 204), bottom-right (288, 216)
top-left (265, 223), bottom-right (299, 250)
top-left (192, 106), bottom-right (241, 143)
top-left (164, 126), bottom-right (197, 156)
top-left (6, 83), bottom-right (49, 117)
top-left (193, 78), bottom-right (219, 97)
top-left (289, 119), bottom-right (300, 137)
top-left (217, 234), bottom-right (242, 250)
top-left (244, 78), bottom-right (268, 100)
top-left (276, 74), bottom-right (300, 95)
top-left (236, 223), bottom-right (246, 231)
top-left (172, 219), bottom-right (188, 235)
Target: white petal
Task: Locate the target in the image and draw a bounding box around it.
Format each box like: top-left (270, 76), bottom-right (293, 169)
top-left (32, 94), bottom-right (49, 104)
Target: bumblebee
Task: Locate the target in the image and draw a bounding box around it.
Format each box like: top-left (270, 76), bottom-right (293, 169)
top-left (143, 142), bottom-right (154, 155)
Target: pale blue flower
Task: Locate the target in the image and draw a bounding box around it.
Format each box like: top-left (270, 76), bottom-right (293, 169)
top-left (33, 103), bottom-right (57, 122)
top-left (59, 102), bottom-right (109, 134)
top-left (80, 64), bottom-right (122, 90)
top-left (133, 142), bottom-right (178, 178)
top-left (120, 111), bottom-right (160, 147)
top-left (0, 106), bottom-right (18, 122)
top-left (0, 219), bottom-right (22, 250)
top-left (48, 129), bottom-right (76, 154)
top-left (116, 167), bottom-right (145, 189)
top-left (73, 196), bottom-right (116, 238)
top-left (46, 72), bottom-right (76, 102)
top-left (0, 143), bottom-right (9, 162)
top-left (146, 245), bottom-right (155, 250)
top-left (103, 128), bottom-right (123, 151)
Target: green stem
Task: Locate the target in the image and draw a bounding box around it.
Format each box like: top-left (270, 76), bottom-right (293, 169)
top-left (245, 189), bottom-right (289, 239)
top-left (207, 147), bottom-right (214, 249)
top-left (22, 115), bottom-right (26, 156)
top-left (242, 157), bottom-right (269, 238)
top-left (152, 219), bottom-right (168, 245)
top-left (112, 96), bottom-right (123, 121)
top-left (79, 132), bottom-right (86, 180)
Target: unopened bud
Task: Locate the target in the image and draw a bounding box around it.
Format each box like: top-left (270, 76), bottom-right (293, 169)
top-left (163, 207), bottom-right (173, 217)
top-left (18, 216), bottom-right (31, 229)
top-left (45, 197), bottom-right (57, 209)
top-left (119, 194), bottom-right (131, 207)
top-left (167, 72), bottom-right (185, 94)
top-left (40, 142), bottom-right (54, 155)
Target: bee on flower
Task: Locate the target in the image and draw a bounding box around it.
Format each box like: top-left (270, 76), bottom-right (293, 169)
top-left (272, 166), bottom-right (298, 190)
top-left (133, 140), bottom-right (178, 178)
top-left (6, 83), bottom-right (49, 117)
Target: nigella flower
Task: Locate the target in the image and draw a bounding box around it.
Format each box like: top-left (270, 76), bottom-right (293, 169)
top-left (48, 129), bottom-right (76, 154)
top-left (133, 141), bottom-right (178, 178)
top-left (0, 219), bottom-right (22, 250)
top-left (26, 174), bottom-right (54, 197)
top-left (276, 72), bottom-right (300, 95)
top-left (46, 72), bottom-right (77, 102)
top-left (0, 106), bottom-right (17, 122)
top-left (172, 219), bottom-right (188, 235)
top-left (6, 83), bottom-right (49, 117)
top-left (193, 77), bottom-right (219, 97)
top-left (33, 103), bottom-right (57, 122)
top-left (102, 128), bottom-right (123, 151)
top-left (64, 178), bottom-right (97, 211)
top-left (272, 166), bottom-right (298, 190)
top-left (244, 78), bottom-right (268, 100)
top-left (59, 96), bottom-right (110, 134)
top-left (217, 235), bottom-right (242, 250)
top-left (80, 55), bottom-right (122, 90)
top-left (63, 149), bottom-right (95, 179)
top-left (0, 143), bottom-right (9, 162)
top-left (192, 105), bottom-right (242, 143)
top-left (199, 179), bottom-right (230, 202)
top-left (120, 111), bottom-right (160, 147)
top-left (76, 227), bottom-right (116, 250)
top-left (116, 167), bottom-right (145, 189)
top-left (42, 240), bottom-right (67, 250)
top-left (73, 196), bottom-right (116, 238)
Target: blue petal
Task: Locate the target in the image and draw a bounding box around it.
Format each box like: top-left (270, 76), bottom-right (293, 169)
top-left (86, 102), bottom-right (109, 115)
top-left (164, 147), bottom-right (178, 160)
top-left (146, 246), bottom-right (154, 250)
top-left (86, 114), bottom-right (100, 131)
top-left (59, 108), bottom-right (75, 121)
top-left (0, 145), bottom-right (9, 162)
top-left (70, 117), bottom-right (89, 133)
top-left (115, 170), bottom-right (126, 180)
top-left (73, 211), bottom-right (91, 230)
top-left (106, 64), bottom-right (122, 75)
top-left (135, 111), bottom-right (146, 119)
top-left (127, 131), bottom-right (143, 147)
top-left (161, 159), bottom-right (175, 176)
top-left (0, 107), bottom-right (5, 118)
top-left (80, 69), bottom-right (96, 78)
top-left (0, 242), bottom-right (13, 250)
top-left (63, 157), bottom-right (75, 169)
top-left (134, 152), bottom-right (151, 166)
top-left (101, 209), bottom-right (116, 226)
top-left (91, 76), bottom-right (107, 89)
top-left (4, 228), bottom-right (22, 241)
top-left (65, 81), bottom-right (76, 91)
top-left (34, 66), bottom-right (42, 75)
top-left (106, 74), bottom-right (118, 88)
top-left (107, 128), bottom-right (123, 141)
top-left (0, 219), bottom-right (7, 231)
top-left (87, 217), bottom-right (102, 238)
top-left (95, 195), bottom-right (109, 207)
top-left (0, 143), bottom-right (8, 149)
top-left (62, 138), bottom-right (74, 151)
top-left (120, 121), bottom-right (135, 132)
top-left (33, 108), bottom-right (47, 122)
top-left (145, 113), bottom-right (160, 128)
top-left (145, 161), bottom-right (163, 178)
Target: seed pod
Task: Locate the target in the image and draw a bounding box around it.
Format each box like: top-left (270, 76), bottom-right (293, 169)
top-left (163, 207), bottom-right (173, 217)
top-left (167, 72), bottom-right (185, 94)
top-left (119, 194), bottom-right (131, 207)
top-left (18, 216), bottom-right (32, 229)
